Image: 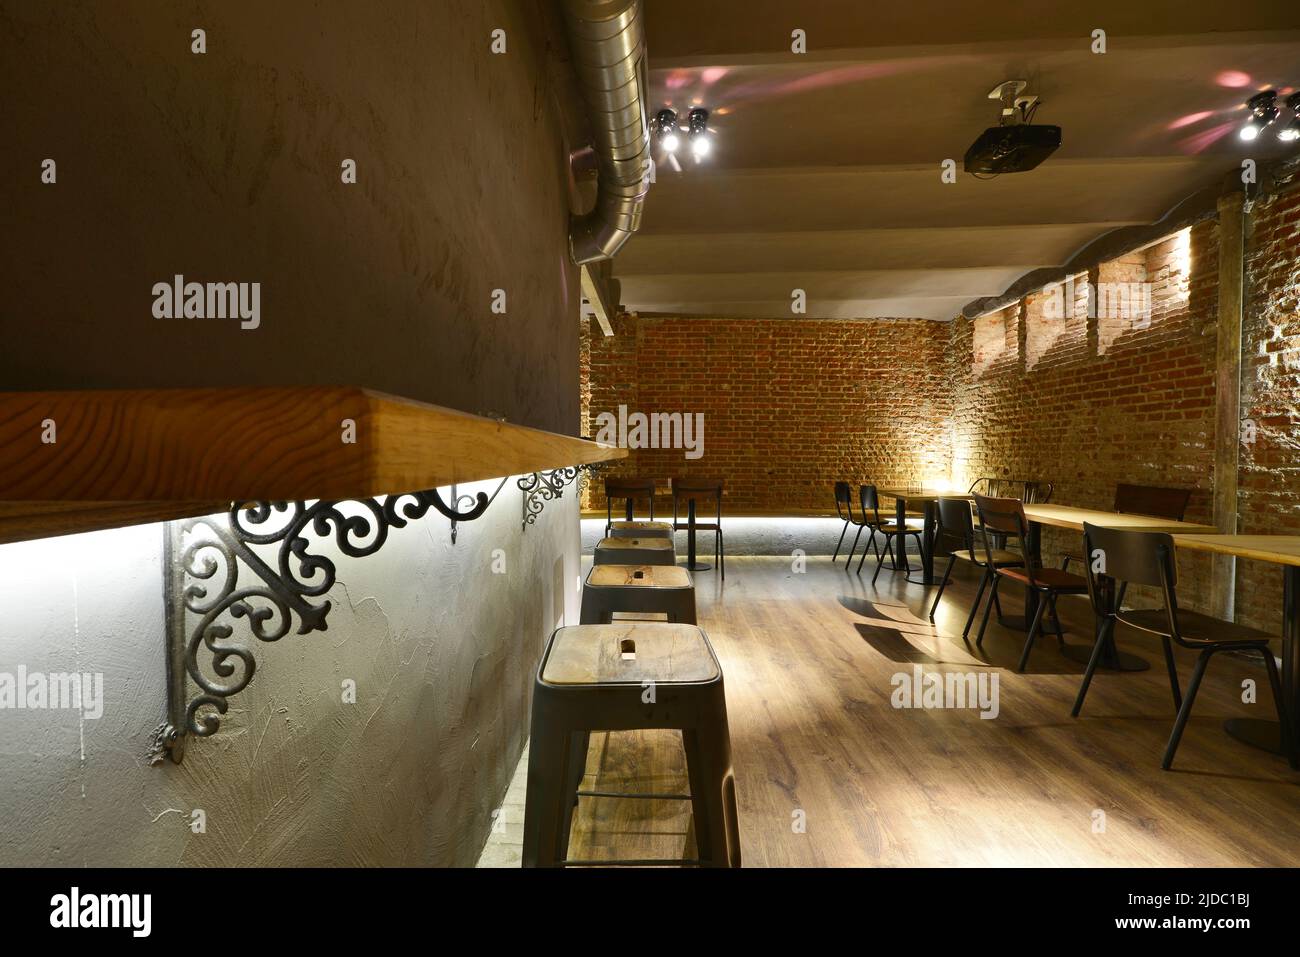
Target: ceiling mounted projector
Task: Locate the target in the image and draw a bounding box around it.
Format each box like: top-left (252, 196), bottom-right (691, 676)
top-left (964, 79), bottom-right (1061, 175)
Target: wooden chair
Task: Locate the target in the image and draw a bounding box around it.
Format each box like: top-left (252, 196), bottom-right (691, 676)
top-left (1071, 522), bottom-right (1295, 770)
top-left (973, 493), bottom-right (1087, 671)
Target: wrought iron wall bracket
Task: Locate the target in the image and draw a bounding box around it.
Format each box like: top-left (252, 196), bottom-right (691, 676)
top-left (156, 487), bottom-right (499, 764)
top-left (517, 463), bottom-right (600, 529)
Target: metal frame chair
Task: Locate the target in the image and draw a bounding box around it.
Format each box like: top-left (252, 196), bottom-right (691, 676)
top-left (862, 484), bottom-right (923, 581)
top-left (832, 481), bottom-right (868, 565)
top-left (973, 493), bottom-right (1087, 671)
top-left (929, 497), bottom-right (1025, 640)
top-left (1071, 521), bottom-right (1295, 770)
top-left (671, 477), bottom-right (725, 580)
top-left (603, 477), bottom-right (658, 538)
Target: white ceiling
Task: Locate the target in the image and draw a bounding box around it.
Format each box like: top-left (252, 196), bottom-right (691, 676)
top-left (618, 2), bottom-right (1300, 320)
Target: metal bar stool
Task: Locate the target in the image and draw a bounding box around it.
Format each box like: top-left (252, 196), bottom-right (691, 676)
top-left (594, 536), bottom-right (677, 566)
top-left (522, 622), bottom-right (742, 867)
top-left (580, 564), bottom-right (697, 624)
top-left (609, 520), bottom-right (674, 540)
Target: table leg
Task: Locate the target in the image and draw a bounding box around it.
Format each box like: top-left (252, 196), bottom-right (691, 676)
top-left (1224, 565), bottom-right (1299, 762)
top-left (905, 500), bottom-right (937, 585)
top-left (625, 499), bottom-right (634, 522)
top-left (683, 498), bottom-right (711, 572)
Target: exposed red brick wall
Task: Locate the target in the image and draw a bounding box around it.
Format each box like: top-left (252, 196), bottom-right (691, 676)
top-left (949, 224), bottom-right (1219, 609)
top-left (1238, 186), bottom-right (1300, 632)
top-left (582, 316), bottom-right (952, 513)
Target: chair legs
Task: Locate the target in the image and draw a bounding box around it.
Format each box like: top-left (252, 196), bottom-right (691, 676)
top-left (963, 568), bottom-right (990, 641)
top-left (928, 554), bottom-right (956, 622)
top-left (1162, 649), bottom-right (1212, 770)
top-left (1071, 615), bottom-right (1115, 717)
top-left (976, 574), bottom-right (1002, 647)
top-left (832, 521), bottom-right (848, 562)
top-left (1016, 592), bottom-right (1049, 673)
top-left (856, 526), bottom-right (882, 575)
top-left (844, 524), bottom-right (864, 568)
top-left (1160, 637), bottom-right (1182, 712)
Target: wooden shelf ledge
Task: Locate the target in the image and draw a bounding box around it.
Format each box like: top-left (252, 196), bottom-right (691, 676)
top-left (0, 387), bottom-right (625, 544)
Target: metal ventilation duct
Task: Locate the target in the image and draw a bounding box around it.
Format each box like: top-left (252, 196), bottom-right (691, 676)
top-left (561, 0), bottom-right (650, 264)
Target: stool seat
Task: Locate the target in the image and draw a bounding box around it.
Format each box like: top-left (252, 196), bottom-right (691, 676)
top-left (580, 565), bottom-right (697, 625)
top-left (587, 564), bottom-right (691, 588)
top-left (610, 520), bottom-right (674, 539)
top-left (543, 622), bottom-right (718, 685)
top-left (594, 536), bottom-right (677, 566)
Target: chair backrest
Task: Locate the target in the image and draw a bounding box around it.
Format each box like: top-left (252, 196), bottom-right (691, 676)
top-left (604, 477), bottom-right (656, 522)
top-left (972, 493), bottom-right (1037, 580)
top-left (834, 481), bottom-right (854, 523)
top-left (1113, 483), bottom-right (1191, 521)
top-left (1081, 522), bottom-right (1181, 635)
top-left (968, 477), bottom-right (1053, 504)
top-left (935, 497), bottom-right (975, 557)
top-left (670, 477), bottom-right (723, 523)
top-left (859, 484), bottom-right (883, 525)
top-left (1024, 481), bottom-right (1054, 504)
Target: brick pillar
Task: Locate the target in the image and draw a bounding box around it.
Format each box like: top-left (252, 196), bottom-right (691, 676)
top-left (1211, 190), bottom-right (1246, 619)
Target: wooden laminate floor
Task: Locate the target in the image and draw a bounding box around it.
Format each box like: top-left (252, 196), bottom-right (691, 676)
top-left (484, 555), bottom-right (1300, 867)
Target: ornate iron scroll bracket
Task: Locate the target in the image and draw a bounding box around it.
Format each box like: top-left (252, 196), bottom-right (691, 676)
top-left (517, 463), bottom-right (601, 529)
top-left (157, 486), bottom-right (501, 763)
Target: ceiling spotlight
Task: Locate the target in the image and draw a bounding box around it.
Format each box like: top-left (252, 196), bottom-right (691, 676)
top-left (653, 109), bottom-right (679, 152)
top-left (1279, 92), bottom-right (1300, 142)
top-left (1239, 90), bottom-right (1279, 141)
top-left (688, 107), bottom-right (711, 159)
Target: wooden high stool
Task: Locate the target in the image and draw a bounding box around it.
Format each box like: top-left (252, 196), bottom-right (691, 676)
top-left (609, 520), bottom-right (674, 540)
top-left (522, 622), bottom-right (741, 867)
top-left (580, 564), bottom-right (696, 624)
top-left (593, 536), bottom-right (676, 566)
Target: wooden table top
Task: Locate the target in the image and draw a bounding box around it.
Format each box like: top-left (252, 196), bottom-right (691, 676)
top-left (878, 489), bottom-right (975, 502)
top-left (1022, 503), bottom-right (1219, 535)
top-left (542, 622), bottom-right (718, 685)
top-left (1171, 534), bottom-right (1300, 567)
top-left (586, 564), bottom-right (693, 588)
